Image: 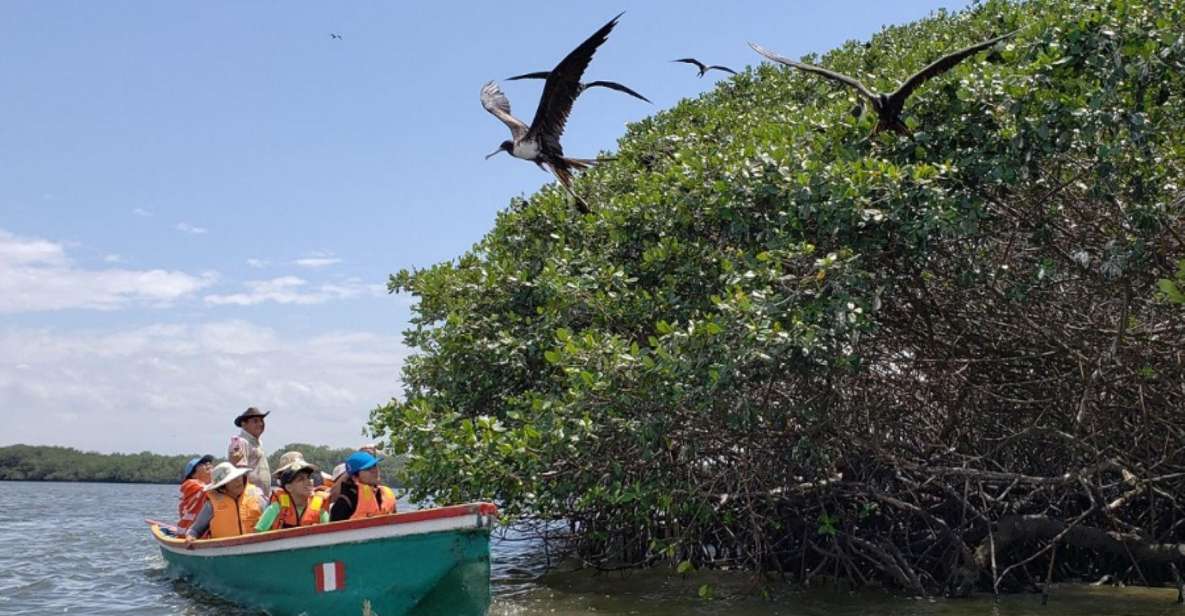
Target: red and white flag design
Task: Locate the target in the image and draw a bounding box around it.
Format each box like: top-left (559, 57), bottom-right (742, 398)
top-left (313, 561), bottom-right (346, 592)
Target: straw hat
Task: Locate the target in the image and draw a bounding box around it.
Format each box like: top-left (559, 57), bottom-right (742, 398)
top-left (205, 462), bottom-right (250, 492)
top-left (275, 451), bottom-right (314, 473)
top-left (275, 451), bottom-right (319, 485)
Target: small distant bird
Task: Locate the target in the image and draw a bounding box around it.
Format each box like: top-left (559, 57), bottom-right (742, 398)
top-left (505, 71), bottom-right (651, 104)
top-left (672, 58), bottom-right (737, 78)
top-left (749, 32), bottom-right (1015, 134)
top-left (329, 33), bottom-right (342, 39)
top-left (482, 13), bottom-right (625, 212)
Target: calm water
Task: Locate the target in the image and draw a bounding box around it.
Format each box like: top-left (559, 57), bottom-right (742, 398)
top-left (0, 482), bottom-right (1177, 615)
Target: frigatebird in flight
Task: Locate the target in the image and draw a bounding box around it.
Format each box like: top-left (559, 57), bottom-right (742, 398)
top-left (329, 33), bottom-right (342, 40)
top-left (481, 12), bottom-right (625, 212)
top-left (749, 32), bottom-right (1015, 134)
top-left (672, 58), bottom-right (737, 78)
top-left (504, 71), bottom-right (651, 104)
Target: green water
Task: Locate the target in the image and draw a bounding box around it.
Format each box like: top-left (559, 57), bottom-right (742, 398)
top-left (0, 481), bottom-right (1176, 615)
top-left (490, 567), bottom-right (1180, 615)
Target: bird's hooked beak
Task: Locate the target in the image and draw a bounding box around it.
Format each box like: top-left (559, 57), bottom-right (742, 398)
top-left (485, 148), bottom-right (504, 160)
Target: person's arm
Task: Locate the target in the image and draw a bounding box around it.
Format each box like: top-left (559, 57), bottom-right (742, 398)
top-left (186, 501), bottom-right (213, 539)
top-left (255, 502), bottom-right (280, 532)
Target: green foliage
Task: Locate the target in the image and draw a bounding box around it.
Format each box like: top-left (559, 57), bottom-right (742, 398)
top-left (0, 445), bottom-right (199, 484)
top-left (0, 443), bottom-right (403, 485)
top-left (1157, 259), bottom-right (1185, 304)
top-left (371, 0), bottom-right (1185, 580)
top-left (817, 512), bottom-right (839, 537)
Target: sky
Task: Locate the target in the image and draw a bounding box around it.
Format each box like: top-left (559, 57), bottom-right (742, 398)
top-left (0, 0), bottom-right (968, 455)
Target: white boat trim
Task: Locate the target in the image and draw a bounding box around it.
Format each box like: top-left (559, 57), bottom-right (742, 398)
top-left (157, 513), bottom-right (490, 558)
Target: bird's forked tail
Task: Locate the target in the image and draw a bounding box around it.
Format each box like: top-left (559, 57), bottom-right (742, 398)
top-left (549, 161), bottom-right (592, 214)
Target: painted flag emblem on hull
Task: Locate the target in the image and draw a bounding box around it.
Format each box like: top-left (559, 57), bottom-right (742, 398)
top-left (314, 561), bottom-right (346, 592)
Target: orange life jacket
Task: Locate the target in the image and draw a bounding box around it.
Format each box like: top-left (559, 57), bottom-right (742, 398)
top-left (348, 483), bottom-right (396, 520)
top-left (177, 479), bottom-right (206, 530)
top-left (267, 487), bottom-right (328, 530)
top-left (207, 484), bottom-right (264, 538)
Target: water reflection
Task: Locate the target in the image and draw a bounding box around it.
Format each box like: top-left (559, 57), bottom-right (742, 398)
top-left (0, 482), bottom-right (1177, 615)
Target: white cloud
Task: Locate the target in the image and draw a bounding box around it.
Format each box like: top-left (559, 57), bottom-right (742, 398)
top-left (246, 258), bottom-right (269, 269)
top-left (294, 251), bottom-right (342, 269)
top-left (175, 222), bottom-right (208, 235)
top-left (104, 254), bottom-right (125, 263)
top-left (294, 257), bottom-right (342, 268)
top-left (0, 320), bottom-right (407, 453)
top-left (204, 276), bottom-right (382, 306)
top-left (0, 229), bottom-right (217, 314)
top-left (132, 208), bottom-right (153, 217)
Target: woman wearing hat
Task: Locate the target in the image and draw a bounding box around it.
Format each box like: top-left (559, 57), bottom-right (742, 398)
top-left (176, 454), bottom-right (214, 531)
top-left (185, 462), bottom-right (266, 541)
top-left (255, 452), bottom-right (331, 531)
top-left (329, 451), bottom-right (397, 522)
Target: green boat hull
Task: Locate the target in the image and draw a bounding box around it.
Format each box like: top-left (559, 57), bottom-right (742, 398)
top-left (151, 504), bottom-right (494, 616)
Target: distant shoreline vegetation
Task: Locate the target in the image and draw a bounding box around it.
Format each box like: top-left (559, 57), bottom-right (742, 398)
top-left (0, 443), bottom-right (404, 486)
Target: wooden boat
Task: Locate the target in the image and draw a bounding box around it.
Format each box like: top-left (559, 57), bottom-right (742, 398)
top-left (148, 502), bottom-right (496, 616)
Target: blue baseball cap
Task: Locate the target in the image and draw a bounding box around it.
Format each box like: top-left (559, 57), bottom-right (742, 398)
top-left (345, 451), bottom-right (381, 475)
top-left (181, 454), bottom-right (215, 482)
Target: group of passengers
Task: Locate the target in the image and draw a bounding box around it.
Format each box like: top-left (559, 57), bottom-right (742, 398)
top-left (174, 406), bottom-right (397, 542)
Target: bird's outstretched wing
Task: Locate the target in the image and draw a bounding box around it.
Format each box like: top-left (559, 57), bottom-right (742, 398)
top-left (672, 58), bottom-right (708, 73)
top-left (707, 65), bottom-right (737, 75)
top-left (507, 71), bottom-right (650, 104)
top-left (584, 80), bottom-right (651, 103)
top-left (891, 31), bottom-right (1016, 102)
top-left (506, 71), bottom-right (552, 81)
top-left (480, 81), bottom-right (528, 141)
top-left (527, 12), bottom-right (623, 150)
top-left (748, 42), bottom-right (877, 102)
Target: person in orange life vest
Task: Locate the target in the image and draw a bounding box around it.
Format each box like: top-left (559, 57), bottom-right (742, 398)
top-left (184, 462), bottom-right (265, 543)
top-left (255, 452), bottom-right (330, 531)
top-left (329, 451), bottom-right (396, 521)
top-left (176, 454), bottom-right (214, 531)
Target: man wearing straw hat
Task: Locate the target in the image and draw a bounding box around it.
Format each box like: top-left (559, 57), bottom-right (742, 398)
top-left (228, 406), bottom-right (272, 498)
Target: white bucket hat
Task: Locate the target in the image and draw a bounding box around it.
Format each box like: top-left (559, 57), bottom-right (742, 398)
top-left (204, 461), bottom-right (250, 492)
top-left (275, 451), bottom-right (317, 475)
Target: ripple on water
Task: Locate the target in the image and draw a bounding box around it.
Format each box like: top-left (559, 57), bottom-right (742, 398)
top-left (2, 481), bottom-right (1180, 615)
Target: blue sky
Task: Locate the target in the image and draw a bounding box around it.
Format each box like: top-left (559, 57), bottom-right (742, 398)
top-left (1, 0), bottom-right (966, 454)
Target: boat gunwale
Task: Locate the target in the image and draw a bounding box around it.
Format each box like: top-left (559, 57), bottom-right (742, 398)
top-left (148, 502), bottom-right (497, 551)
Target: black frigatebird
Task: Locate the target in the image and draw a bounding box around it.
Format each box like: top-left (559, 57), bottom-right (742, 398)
top-left (749, 32), bottom-right (1015, 134)
top-left (329, 33), bottom-right (342, 39)
top-left (481, 12), bottom-right (625, 212)
top-left (505, 71), bottom-right (651, 104)
top-left (672, 58), bottom-right (737, 78)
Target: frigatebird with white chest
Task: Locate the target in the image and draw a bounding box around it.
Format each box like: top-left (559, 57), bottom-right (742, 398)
top-left (481, 12), bottom-right (626, 212)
